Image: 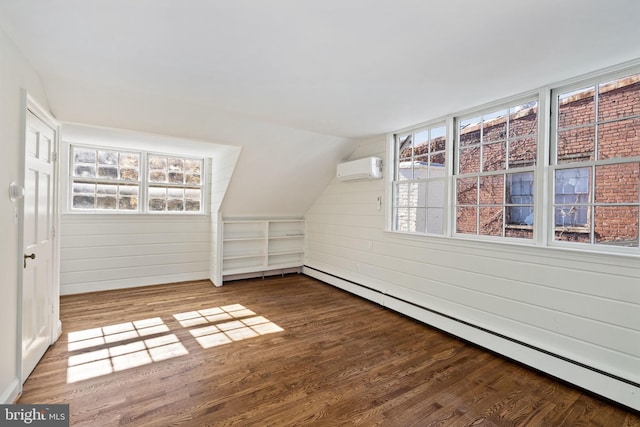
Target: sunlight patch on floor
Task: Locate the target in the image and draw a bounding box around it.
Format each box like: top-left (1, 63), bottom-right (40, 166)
top-left (189, 316), bottom-right (284, 349)
top-left (172, 304), bottom-right (256, 328)
top-left (67, 331), bottom-right (188, 383)
top-left (174, 305), bottom-right (284, 349)
top-left (68, 317), bottom-right (169, 351)
top-left (66, 304), bottom-right (283, 383)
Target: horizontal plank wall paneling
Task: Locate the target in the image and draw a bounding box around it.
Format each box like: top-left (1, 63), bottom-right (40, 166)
top-left (304, 136), bottom-right (640, 411)
top-left (60, 215), bottom-right (211, 294)
top-left (59, 124), bottom-right (243, 291)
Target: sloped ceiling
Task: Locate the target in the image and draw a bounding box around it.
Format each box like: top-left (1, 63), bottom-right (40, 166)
top-left (2, 0), bottom-right (640, 138)
top-left (1, 1), bottom-right (639, 214)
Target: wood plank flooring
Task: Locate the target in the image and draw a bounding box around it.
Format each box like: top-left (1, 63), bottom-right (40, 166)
top-left (19, 275), bottom-right (639, 426)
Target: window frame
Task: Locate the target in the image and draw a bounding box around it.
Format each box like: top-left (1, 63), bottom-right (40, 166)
top-left (68, 145), bottom-right (143, 214)
top-left (146, 152), bottom-right (205, 214)
top-left (391, 121), bottom-right (449, 235)
top-left (68, 143), bottom-right (207, 215)
top-left (453, 97), bottom-right (539, 241)
top-left (548, 68), bottom-right (640, 252)
top-left (387, 61), bottom-right (640, 256)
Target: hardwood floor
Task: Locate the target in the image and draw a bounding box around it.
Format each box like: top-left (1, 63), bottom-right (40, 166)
top-left (19, 275), bottom-right (639, 426)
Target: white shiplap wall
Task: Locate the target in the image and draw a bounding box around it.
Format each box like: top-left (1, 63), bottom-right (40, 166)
top-left (60, 214), bottom-right (211, 294)
top-left (304, 136), bottom-right (640, 411)
top-left (59, 124), bottom-right (243, 294)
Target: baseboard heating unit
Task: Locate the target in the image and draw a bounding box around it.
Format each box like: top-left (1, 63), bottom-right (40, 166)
top-left (303, 265), bottom-right (640, 412)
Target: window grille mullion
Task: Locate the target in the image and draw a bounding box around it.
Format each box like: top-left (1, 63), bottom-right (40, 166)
top-left (391, 64), bottom-right (640, 253)
top-left (69, 144), bottom-right (204, 215)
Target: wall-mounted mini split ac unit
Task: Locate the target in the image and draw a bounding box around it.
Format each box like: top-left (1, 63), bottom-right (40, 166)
top-left (336, 156), bottom-right (383, 182)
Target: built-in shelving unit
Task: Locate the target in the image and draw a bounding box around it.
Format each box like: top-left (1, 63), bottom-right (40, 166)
top-left (221, 219), bottom-right (304, 281)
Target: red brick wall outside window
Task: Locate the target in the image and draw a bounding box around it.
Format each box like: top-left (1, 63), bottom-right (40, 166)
top-left (394, 70), bottom-right (640, 249)
top-left (553, 73), bottom-right (640, 246)
top-left (455, 101), bottom-right (538, 239)
top-left (453, 72), bottom-right (640, 246)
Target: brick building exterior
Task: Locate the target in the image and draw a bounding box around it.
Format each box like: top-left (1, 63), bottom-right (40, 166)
top-left (396, 74), bottom-right (640, 246)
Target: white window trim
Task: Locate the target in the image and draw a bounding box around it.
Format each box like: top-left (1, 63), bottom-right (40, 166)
top-left (386, 58), bottom-right (640, 257)
top-left (391, 121), bottom-right (449, 236)
top-left (68, 144), bottom-right (142, 214)
top-left (67, 143), bottom-right (208, 216)
top-left (145, 151), bottom-right (205, 215)
top-left (547, 67), bottom-right (640, 255)
top-left (452, 95), bottom-right (540, 242)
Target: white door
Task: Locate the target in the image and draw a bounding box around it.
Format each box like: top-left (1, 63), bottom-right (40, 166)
top-left (22, 109), bottom-right (56, 381)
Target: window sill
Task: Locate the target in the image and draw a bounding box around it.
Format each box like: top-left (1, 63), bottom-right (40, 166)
top-left (554, 226), bottom-right (589, 234)
top-left (62, 211), bottom-right (210, 218)
top-left (385, 227), bottom-right (640, 266)
top-left (505, 224), bottom-right (533, 230)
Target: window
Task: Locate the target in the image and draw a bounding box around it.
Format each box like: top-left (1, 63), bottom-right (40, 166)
top-left (390, 64), bottom-right (640, 254)
top-left (554, 167), bottom-right (590, 229)
top-left (455, 100), bottom-right (538, 239)
top-left (392, 123), bottom-right (446, 234)
top-left (506, 171), bottom-right (534, 225)
top-left (147, 155), bottom-right (202, 213)
top-left (70, 145), bottom-right (205, 214)
top-left (71, 146), bottom-right (141, 211)
top-left (551, 72), bottom-right (640, 247)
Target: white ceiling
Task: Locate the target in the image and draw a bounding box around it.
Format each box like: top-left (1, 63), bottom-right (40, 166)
top-left (2, 0), bottom-right (640, 139)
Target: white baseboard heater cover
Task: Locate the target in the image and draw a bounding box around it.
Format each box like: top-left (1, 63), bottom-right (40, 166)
top-left (302, 265), bottom-right (640, 412)
top-left (337, 157), bottom-right (383, 182)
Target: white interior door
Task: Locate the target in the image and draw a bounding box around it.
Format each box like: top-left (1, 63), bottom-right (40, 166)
top-left (21, 109), bottom-right (56, 381)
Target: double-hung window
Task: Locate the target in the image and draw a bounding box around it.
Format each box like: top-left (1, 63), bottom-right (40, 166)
top-left (392, 123), bottom-right (447, 234)
top-left (70, 144), bottom-right (205, 214)
top-left (390, 63), bottom-right (640, 255)
top-left (455, 100), bottom-right (538, 239)
top-left (147, 154), bottom-right (203, 213)
top-left (551, 71), bottom-right (640, 247)
top-left (71, 146), bottom-right (141, 211)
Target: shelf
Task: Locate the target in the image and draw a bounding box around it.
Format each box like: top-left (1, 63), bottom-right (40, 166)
top-left (223, 252), bottom-right (265, 261)
top-left (268, 252), bottom-right (304, 267)
top-left (224, 236), bottom-right (266, 242)
top-left (222, 258), bottom-right (266, 274)
top-left (269, 221), bottom-right (304, 238)
top-left (220, 218), bottom-right (304, 283)
top-left (268, 250), bottom-right (304, 256)
top-left (223, 221), bottom-right (266, 241)
top-left (222, 265), bottom-right (268, 276)
top-left (266, 262), bottom-right (304, 271)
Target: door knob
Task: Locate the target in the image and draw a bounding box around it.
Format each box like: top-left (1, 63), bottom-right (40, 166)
top-left (24, 253), bottom-right (35, 268)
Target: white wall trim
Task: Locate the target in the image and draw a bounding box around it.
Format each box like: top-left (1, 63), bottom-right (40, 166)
top-left (303, 266), bottom-right (640, 412)
top-left (60, 274), bottom-right (209, 296)
top-left (0, 377), bottom-right (20, 404)
top-left (303, 266), bottom-right (384, 305)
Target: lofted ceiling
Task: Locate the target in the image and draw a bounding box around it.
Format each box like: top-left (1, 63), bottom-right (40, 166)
top-left (1, 0), bottom-right (639, 139)
top-left (1, 1), bottom-right (640, 218)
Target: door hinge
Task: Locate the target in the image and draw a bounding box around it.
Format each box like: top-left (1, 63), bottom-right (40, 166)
top-left (52, 227), bottom-right (56, 239)
top-left (52, 152), bottom-right (57, 162)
